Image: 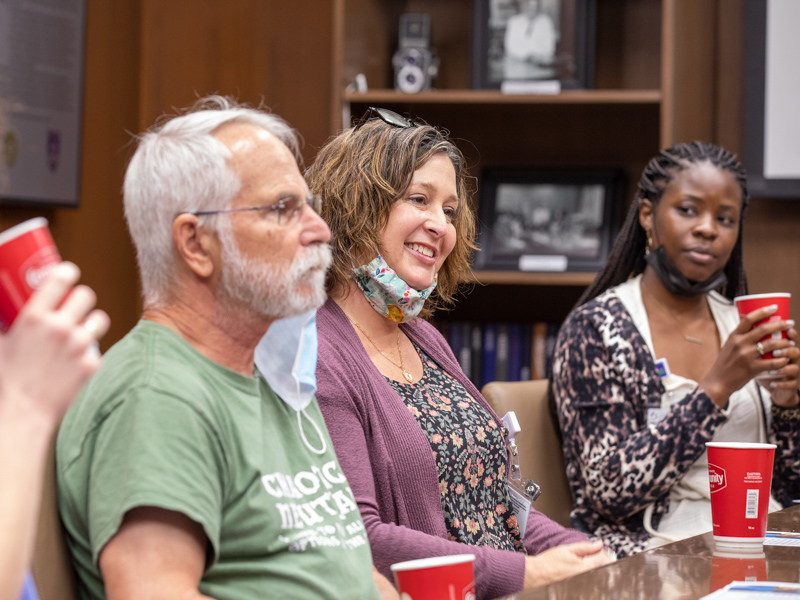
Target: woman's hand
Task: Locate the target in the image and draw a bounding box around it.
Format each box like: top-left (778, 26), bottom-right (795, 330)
top-left (766, 325), bottom-right (800, 408)
top-left (700, 305), bottom-right (795, 408)
top-left (0, 262), bottom-right (109, 426)
top-left (522, 540), bottom-right (613, 589)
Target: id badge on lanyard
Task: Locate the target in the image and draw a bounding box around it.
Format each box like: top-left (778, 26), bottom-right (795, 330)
top-left (502, 412), bottom-right (541, 538)
top-left (647, 357), bottom-right (671, 426)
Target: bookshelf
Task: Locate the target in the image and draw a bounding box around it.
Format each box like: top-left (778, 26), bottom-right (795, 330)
top-left (320, 0), bottom-right (719, 381)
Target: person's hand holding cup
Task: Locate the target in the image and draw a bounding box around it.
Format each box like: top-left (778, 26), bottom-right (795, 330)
top-left (734, 293), bottom-right (799, 407)
top-left (0, 218), bottom-right (109, 422)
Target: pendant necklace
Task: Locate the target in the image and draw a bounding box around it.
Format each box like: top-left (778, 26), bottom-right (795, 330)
top-left (644, 288), bottom-right (708, 345)
top-left (347, 315), bottom-right (415, 383)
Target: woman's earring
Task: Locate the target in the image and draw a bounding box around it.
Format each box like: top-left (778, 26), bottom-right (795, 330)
top-left (645, 230), bottom-right (654, 255)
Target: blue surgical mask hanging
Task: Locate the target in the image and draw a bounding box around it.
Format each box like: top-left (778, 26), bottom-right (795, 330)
top-left (255, 309), bottom-right (327, 455)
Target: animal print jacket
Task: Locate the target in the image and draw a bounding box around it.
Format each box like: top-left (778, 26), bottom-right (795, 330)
top-left (552, 287), bottom-right (800, 557)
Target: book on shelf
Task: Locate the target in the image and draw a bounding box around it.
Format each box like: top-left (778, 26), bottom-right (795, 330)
top-left (519, 324), bottom-right (532, 382)
top-left (470, 322), bottom-right (483, 388)
top-left (507, 323), bottom-right (522, 382)
top-left (481, 323), bottom-right (497, 386)
top-left (495, 323), bottom-right (509, 382)
top-left (439, 321), bottom-right (562, 389)
top-left (531, 322), bottom-right (548, 380)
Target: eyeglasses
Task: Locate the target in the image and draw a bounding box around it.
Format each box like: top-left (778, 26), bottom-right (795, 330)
top-left (181, 192), bottom-right (322, 227)
top-left (353, 107), bottom-right (418, 131)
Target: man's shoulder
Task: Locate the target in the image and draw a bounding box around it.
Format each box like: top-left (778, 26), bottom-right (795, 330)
top-left (60, 321), bottom-right (233, 447)
top-left (93, 320), bottom-right (214, 395)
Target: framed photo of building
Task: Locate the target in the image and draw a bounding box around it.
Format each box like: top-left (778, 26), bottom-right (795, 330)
top-left (474, 168), bottom-right (621, 272)
top-left (471, 0), bottom-right (596, 91)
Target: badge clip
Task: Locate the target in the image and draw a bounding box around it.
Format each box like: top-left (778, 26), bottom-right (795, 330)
top-left (501, 411), bottom-right (542, 501)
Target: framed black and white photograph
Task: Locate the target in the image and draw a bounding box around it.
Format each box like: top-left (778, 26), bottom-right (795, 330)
top-left (471, 0), bottom-right (595, 91)
top-left (474, 168), bottom-right (621, 272)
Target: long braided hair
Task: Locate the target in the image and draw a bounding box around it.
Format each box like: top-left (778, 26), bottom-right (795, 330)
top-left (577, 141), bottom-right (750, 307)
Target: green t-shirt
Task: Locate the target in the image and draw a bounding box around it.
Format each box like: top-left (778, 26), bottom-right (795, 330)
top-left (57, 320), bottom-right (378, 600)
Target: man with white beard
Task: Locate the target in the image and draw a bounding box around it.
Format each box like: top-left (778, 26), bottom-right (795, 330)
top-left (56, 97), bottom-right (391, 600)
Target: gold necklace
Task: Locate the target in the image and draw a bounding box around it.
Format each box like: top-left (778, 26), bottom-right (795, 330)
top-left (347, 316), bottom-right (414, 383)
top-left (643, 287), bottom-right (708, 345)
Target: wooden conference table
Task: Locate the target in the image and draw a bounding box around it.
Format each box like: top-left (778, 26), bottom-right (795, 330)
top-left (499, 505), bottom-right (800, 600)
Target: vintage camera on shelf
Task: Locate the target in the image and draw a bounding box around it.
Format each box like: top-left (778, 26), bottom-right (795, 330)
top-left (392, 13), bottom-right (439, 94)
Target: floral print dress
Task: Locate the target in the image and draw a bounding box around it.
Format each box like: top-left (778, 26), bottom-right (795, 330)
top-left (386, 345), bottom-right (524, 552)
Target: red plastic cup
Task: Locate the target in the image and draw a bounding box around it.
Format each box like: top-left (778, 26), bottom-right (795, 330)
top-left (734, 293), bottom-right (791, 360)
top-left (0, 218), bottom-right (61, 332)
top-left (390, 554), bottom-right (476, 600)
top-left (706, 442), bottom-right (776, 552)
top-left (709, 549), bottom-right (767, 591)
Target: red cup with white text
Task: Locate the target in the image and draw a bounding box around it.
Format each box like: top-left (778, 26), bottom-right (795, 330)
top-left (391, 554), bottom-right (476, 600)
top-left (734, 293), bottom-right (791, 360)
top-left (706, 442), bottom-right (776, 552)
top-left (0, 218), bottom-right (61, 331)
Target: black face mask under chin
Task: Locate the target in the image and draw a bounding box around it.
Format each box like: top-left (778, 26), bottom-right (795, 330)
top-left (644, 245), bottom-right (728, 297)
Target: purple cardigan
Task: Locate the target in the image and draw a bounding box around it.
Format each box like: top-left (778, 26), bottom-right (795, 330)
top-left (315, 299), bottom-right (586, 599)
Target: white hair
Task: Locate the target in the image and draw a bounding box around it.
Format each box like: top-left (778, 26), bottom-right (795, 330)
top-left (122, 95), bottom-right (302, 307)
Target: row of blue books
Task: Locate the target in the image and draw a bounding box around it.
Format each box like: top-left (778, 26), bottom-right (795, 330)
top-left (435, 321), bottom-right (560, 389)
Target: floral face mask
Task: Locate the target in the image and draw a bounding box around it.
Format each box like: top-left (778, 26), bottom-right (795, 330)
top-left (351, 254), bottom-right (437, 323)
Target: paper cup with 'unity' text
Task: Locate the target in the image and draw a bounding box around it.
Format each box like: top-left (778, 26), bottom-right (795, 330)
top-left (707, 442), bottom-right (776, 552)
top-left (0, 218), bottom-right (61, 331)
top-left (734, 293), bottom-right (791, 360)
top-left (390, 554), bottom-right (476, 600)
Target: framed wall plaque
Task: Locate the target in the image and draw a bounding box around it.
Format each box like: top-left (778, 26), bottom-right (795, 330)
top-left (0, 0), bottom-right (86, 207)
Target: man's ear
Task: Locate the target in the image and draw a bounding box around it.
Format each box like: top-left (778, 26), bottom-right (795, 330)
top-left (172, 214), bottom-right (218, 279)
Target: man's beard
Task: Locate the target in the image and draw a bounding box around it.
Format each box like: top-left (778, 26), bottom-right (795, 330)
top-left (217, 225), bottom-right (332, 320)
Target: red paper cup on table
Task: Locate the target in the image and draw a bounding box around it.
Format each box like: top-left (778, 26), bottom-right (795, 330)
top-left (706, 442), bottom-right (776, 552)
top-left (390, 554), bottom-right (476, 600)
top-left (0, 218), bottom-right (61, 332)
top-left (710, 549), bottom-right (767, 591)
top-left (734, 293), bottom-right (791, 359)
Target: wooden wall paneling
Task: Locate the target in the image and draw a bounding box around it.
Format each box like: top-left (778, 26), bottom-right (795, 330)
top-left (343, 0), bottom-right (401, 91)
top-left (138, 0), bottom-right (338, 163)
top-left (330, 0), bottom-right (346, 135)
top-left (57, 0), bottom-right (143, 350)
top-left (594, 0), bottom-right (661, 90)
top-left (714, 0), bottom-right (743, 154)
top-left (138, 0), bottom-right (274, 129)
top-left (660, 0), bottom-right (716, 147)
top-left (742, 199), bottom-right (800, 325)
top-left (266, 0), bottom-right (339, 162)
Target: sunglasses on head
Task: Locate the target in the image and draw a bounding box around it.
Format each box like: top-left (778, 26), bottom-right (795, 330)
top-left (353, 107), bottom-right (419, 131)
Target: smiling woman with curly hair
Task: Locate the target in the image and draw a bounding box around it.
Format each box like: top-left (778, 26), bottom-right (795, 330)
top-left (306, 108), bottom-right (611, 600)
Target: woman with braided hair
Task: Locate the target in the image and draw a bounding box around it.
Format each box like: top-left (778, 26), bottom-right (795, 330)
top-left (552, 141), bottom-right (800, 556)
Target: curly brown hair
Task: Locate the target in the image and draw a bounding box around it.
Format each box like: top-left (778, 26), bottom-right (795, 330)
top-left (306, 118), bottom-right (477, 318)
